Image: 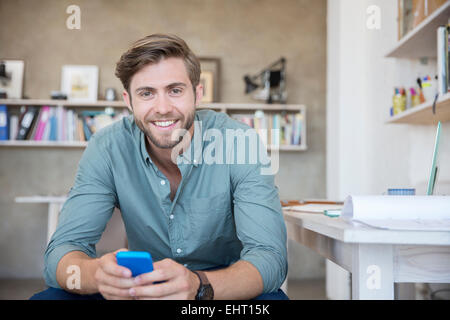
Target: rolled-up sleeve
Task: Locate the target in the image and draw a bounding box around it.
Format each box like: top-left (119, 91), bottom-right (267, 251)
top-left (230, 151), bottom-right (288, 293)
top-left (44, 135), bottom-right (118, 288)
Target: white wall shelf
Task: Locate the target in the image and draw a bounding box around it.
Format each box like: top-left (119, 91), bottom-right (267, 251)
top-left (0, 99), bottom-right (307, 151)
top-left (386, 92), bottom-right (450, 125)
top-left (385, 1), bottom-right (450, 59)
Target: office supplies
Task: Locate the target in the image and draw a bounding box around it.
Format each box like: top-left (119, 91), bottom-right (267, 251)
top-left (387, 188), bottom-right (415, 195)
top-left (324, 209), bottom-right (341, 217)
top-left (116, 251), bottom-right (154, 277)
top-left (284, 203), bottom-right (343, 214)
top-left (427, 121), bottom-right (441, 195)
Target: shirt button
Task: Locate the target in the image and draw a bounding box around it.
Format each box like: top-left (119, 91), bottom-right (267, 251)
top-left (176, 248), bottom-right (182, 254)
top-left (160, 180), bottom-right (166, 186)
top-left (169, 214), bottom-right (174, 220)
top-left (193, 159), bottom-right (197, 164)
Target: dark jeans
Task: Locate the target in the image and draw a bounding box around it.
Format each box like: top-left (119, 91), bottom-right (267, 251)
top-left (30, 287), bottom-right (289, 300)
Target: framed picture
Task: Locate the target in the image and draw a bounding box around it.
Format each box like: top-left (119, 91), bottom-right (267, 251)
top-left (200, 71), bottom-right (214, 103)
top-left (198, 57), bottom-right (220, 103)
top-left (61, 65), bottom-right (98, 102)
top-left (0, 60), bottom-right (24, 99)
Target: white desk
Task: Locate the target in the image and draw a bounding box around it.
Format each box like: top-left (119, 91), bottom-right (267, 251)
top-left (283, 209), bottom-right (450, 299)
top-left (15, 196), bottom-right (67, 244)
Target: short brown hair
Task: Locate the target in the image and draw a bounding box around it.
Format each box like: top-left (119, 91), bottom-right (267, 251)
top-left (115, 34), bottom-right (201, 93)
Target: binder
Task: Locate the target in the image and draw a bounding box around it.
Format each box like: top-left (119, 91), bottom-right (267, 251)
top-left (0, 105), bottom-right (8, 140)
top-left (16, 106), bottom-right (38, 140)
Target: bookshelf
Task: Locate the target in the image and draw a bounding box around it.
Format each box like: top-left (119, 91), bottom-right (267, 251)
top-left (385, 1), bottom-right (450, 125)
top-left (0, 99), bottom-right (307, 151)
top-left (387, 92), bottom-right (450, 124)
top-left (385, 1), bottom-right (450, 59)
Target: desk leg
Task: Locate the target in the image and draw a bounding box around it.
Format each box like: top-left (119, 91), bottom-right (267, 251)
top-left (352, 244), bottom-right (394, 300)
top-left (47, 203), bottom-right (62, 244)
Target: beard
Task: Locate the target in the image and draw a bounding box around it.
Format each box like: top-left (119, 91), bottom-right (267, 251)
top-left (134, 108), bottom-right (196, 149)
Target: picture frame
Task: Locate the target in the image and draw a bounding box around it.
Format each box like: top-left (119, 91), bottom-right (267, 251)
top-left (0, 60), bottom-right (24, 99)
top-left (61, 65), bottom-right (99, 102)
top-left (198, 57), bottom-right (220, 103)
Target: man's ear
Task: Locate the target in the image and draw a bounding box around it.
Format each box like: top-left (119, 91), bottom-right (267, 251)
top-left (194, 83), bottom-right (204, 106)
top-left (123, 89), bottom-right (133, 113)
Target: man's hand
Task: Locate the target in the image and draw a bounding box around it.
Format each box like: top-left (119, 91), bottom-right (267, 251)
top-left (129, 258), bottom-right (200, 300)
top-left (94, 249), bottom-right (136, 300)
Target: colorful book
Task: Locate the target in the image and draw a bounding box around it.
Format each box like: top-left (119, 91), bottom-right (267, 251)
top-left (49, 107), bottom-right (58, 141)
top-left (33, 106), bottom-right (51, 141)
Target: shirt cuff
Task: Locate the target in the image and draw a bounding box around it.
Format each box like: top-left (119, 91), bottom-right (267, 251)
top-left (240, 248), bottom-right (287, 293)
top-left (44, 244), bottom-right (94, 289)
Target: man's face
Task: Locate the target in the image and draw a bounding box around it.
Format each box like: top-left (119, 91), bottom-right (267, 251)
top-left (124, 57), bottom-right (203, 149)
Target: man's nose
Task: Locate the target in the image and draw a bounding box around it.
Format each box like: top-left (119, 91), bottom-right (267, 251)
top-left (153, 94), bottom-right (174, 115)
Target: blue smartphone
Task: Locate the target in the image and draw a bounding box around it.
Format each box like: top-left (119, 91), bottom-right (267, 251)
top-left (116, 251), bottom-right (154, 277)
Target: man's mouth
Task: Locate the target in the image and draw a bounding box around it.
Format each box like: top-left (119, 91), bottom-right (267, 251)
top-left (151, 119), bottom-right (179, 130)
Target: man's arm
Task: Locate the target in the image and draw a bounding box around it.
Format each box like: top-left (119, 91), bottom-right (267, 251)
top-left (44, 134), bottom-right (118, 289)
top-left (202, 260), bottom-right (263, 299)
top-left (56, 249), bottom-right (138, 299)
top-left (128, 259), bottom-right (263, 300)
top-left (55, 251), bottom-right (100, 295)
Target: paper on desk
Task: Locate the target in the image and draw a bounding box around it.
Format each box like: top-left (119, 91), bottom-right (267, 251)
top-left (341, 195), bottom-right (450, 231)
top-left (285, 203), bottom-right (343, 214)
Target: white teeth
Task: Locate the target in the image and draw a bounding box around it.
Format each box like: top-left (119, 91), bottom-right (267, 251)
top-left (154, 120), bottom-right (176, 127)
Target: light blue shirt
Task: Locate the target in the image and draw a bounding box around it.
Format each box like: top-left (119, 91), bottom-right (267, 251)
top-left (44, 109), bottom-right (287, 293)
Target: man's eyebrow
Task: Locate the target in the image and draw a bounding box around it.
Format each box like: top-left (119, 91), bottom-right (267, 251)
top-left (134, 83), bottom-right (187, 93)
top-left (166, 82), bottom-right (187, 89)
top-left (135, 86), bottom-right (155, 93)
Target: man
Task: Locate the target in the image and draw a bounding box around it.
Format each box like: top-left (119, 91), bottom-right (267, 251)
top-left (32, 34), bottom-right (287, 300)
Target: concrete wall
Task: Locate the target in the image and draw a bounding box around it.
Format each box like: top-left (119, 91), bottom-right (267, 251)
top-left (0, 0), bottom-right (327, 279)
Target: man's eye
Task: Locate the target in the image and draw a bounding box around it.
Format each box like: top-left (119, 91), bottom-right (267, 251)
top-left (140, 91), bottom-right (153, 98)
top-left (170, 88), bottom-right (183, 95)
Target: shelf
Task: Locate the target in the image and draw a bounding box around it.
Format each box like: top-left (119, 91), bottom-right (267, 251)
top-left (0, 99), bottom-right (306, 151)
top-left (386, 92), bottom-right (450, 125)
top-left (0, 140), bottom-right (306, 151)
top-left (268, 144), bottom-right (307, 151)
top-left (0, 140), bottom-right (88, 148)
top-left (385, 2), bottom-right (450, 59)
top-left (0, 98), bottom-right (127, 108)
top-left (0, 98), bottom-right (305, 112)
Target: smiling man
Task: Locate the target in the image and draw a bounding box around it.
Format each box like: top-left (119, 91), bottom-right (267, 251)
top-left (32, 34), bottom-right (288, 300)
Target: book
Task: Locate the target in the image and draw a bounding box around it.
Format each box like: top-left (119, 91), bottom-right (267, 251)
top-left (49, 107), bottom-right (58, 141)
top-left (437, 26), bottom-right (448, 94)
top-left (34, 106), bottom-right (51, 141)
top-left (16, 106), bottom-right (38, 140)
top-left (9, 115), bottom-right (18, 140)
top-left (0, 105), bottom-right (8, 140)
top-left (56, 105), bottom-right (64, 141)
